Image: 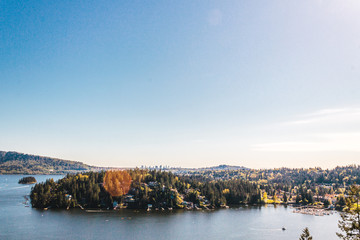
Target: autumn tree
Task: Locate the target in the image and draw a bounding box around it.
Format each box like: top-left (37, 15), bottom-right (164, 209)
top-left (103, 170), bottom-right (132, 197)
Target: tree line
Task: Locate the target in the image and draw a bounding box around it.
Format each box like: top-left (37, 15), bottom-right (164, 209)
top-left (30, 169), bottom-right (263, 209)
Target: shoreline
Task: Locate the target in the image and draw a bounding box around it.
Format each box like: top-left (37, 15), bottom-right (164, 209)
top-left (38, 202), bottom-right (336, 216)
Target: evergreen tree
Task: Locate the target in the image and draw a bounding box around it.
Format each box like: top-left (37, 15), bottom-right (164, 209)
top-left (337, 185), bottom-right (360, 239)
top-left (299, 227), bottom-right (313, 240)
top-left (283, 192), bottom-right (288, 203)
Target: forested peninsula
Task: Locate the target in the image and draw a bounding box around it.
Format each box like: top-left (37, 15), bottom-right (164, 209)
top-left (31, 170), bottom-right (253, 210)
top-left (30, 165), bottom-right (360, 211)
top-left (0, 151), bottom-right (100, 174)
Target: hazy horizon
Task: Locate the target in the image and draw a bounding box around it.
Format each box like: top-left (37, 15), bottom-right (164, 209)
top-left (1, 1), bottom-right (360, 169)
top-left (2, 148), bottom-right (359, 170)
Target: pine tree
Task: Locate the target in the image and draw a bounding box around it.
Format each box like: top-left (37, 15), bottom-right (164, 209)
top-left (337, 185), bottom-right (360, 239)
top-left (299, 227), bottom-right (313, 240)
top-left (283, 192), bottom-right (288, 203)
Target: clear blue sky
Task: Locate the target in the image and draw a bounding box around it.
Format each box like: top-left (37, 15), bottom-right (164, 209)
top-left (1, 0), bottom-right (360, 168)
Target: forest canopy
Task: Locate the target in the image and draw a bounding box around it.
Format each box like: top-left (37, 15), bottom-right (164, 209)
top-left (29, 165), bottom-right (360, 211)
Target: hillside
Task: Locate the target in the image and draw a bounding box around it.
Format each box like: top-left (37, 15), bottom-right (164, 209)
top-left (202, 164), bottom-right (249, 171)
top-left (0, 151), bottom-right (99, 174)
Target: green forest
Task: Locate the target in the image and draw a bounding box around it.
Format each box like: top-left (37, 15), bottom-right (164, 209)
top-left (30, 165), bottom-right (360, 211)
top-left (30, 170), bottom-right (261, 209)
top-left (0, 151), bottom-right (98, 174)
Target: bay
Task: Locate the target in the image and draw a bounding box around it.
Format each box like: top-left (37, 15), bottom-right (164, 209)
top-left (0, 175), bottom-right (340, 239)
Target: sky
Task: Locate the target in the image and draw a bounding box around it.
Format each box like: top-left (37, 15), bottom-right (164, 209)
top-left (1, 0), bottom-right (360, 169)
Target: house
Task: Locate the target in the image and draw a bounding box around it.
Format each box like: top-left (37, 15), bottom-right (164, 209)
top-left (182, 201), bottom-right (194, 209)
top-left (147, 204), bottom-right (153, 211)
top-left (65, 194), bottom-right (72, 201)
top-left (124, 194), bottom-right (136, 203)
top-left (148, 182), bottom-right (159, 188)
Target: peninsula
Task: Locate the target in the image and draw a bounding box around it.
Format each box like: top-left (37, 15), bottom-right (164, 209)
top-left (0, 151), bottom-right (102, 174)
top-left (30, 165), bottom-right (359, 212)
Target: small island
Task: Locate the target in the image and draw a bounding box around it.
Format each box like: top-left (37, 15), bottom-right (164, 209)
top-left (18, 176), bottom-right (37, 184)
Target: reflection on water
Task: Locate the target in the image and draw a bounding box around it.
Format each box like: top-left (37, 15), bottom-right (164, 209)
top-left (0, 175), bottom-right (340, 240)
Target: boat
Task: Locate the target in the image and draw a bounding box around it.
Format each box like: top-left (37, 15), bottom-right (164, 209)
top-left (85, 210), bottom-right (104, 213)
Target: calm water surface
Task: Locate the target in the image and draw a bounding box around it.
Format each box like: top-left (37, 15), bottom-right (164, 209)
top-left (0, 175), bottom-right (340, 239)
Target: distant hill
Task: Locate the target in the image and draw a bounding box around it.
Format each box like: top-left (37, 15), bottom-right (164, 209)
top-left (0, 151), bottom-right (100, 174)
top-left (203, 165), bottom-right (249, 171)
top-left (167, 164), bottom-right (250, 174)
top-left (0, 151), bottom-right (248, 175)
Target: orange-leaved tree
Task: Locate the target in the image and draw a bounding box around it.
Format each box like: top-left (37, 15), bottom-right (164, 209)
top-left (103, 170), bottom-right (132, 197)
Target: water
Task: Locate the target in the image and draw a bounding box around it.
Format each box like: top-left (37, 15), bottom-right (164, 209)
top-left (0, 175), bottom-right (341, 239)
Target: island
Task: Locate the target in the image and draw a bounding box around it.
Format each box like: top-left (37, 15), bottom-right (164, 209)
top-left (18, 176), bottom-right (37, 184)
